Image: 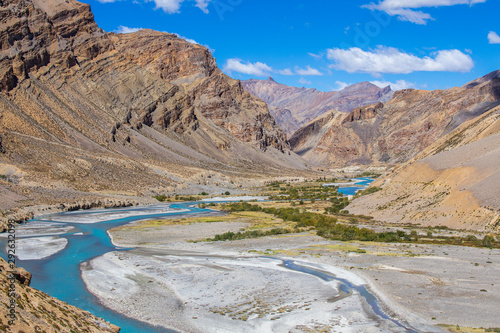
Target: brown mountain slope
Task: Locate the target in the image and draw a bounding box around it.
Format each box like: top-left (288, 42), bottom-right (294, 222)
top-left (242, 77), bottom-right (393, 136)
top-left (0, 0), bottom-right (307, 212)
top-left (347, 105), bottom-right (500, 231)
top-left (290, 70), bottom-right (500, 166)
top-left (0, 257), bottom-right (119, 332)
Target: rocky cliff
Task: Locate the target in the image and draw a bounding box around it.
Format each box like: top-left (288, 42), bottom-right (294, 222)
top-left (0, 0), bottom-right (307, 214)
top-left (0, 257), bottom-right (119, 332)
top-left (242, 77), bottom-right (393, 136)
top-left (347, 104), bottom-right (500, 231)
top-left (290, 70), bottom-right (500, 166)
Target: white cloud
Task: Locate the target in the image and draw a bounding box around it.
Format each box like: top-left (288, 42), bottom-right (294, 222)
top-left (488, 31), bottom-right (500, 44)
top-left (223, 59), bottom-right (273, 76)
top-left (295, 65), bottom-right (323, 76)
top-left (152, 0), bottom-right (185, 13)
top-left (173, 33), bottom-right (198, 45)
top-left (327, 46), bottom-right (474, 74)
top-left (370, 79), bottom-right (415, 90)
top-left (334, 81), bottom-right (350, 90)
top-left (308, 52), bottom-right (324, 59)
top-left (96, 0), bottom-right (121, 3)
top-left (147, 0), bottom-right (214, 14)
top-left (299, 78), bottom-right (312, 85)
top-left (115, 26), bottom-right (142, 34)
top-left (278, 68), bottom-right (294, 75)
top-left (195, 0), bottom-right (211, 13)
top-left (364, 0), bottom-right (487, 24)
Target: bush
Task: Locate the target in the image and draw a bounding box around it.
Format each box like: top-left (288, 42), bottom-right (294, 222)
top-left (154, 194), bottom-right (168, 202)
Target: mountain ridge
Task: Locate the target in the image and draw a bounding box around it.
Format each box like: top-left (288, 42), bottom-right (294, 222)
top-left (289, 70), bottom-right (500, 167)
top-left (242, 77), bottom-right (393, 136)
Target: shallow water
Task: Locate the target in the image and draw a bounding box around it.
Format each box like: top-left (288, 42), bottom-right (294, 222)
top-left (1, 182), bottom-right (420, 333)
top-left (323, 177), bottom-right (375, 196)
top-left (1, 204), bottom-right (207, 333)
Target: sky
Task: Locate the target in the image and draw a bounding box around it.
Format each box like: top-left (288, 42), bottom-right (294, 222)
top-left (81, 0), bottom-right (499, 92)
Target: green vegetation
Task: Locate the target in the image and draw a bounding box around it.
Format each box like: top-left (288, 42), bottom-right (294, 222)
top-left (218, 202), bottom-right (500, 248)
top-left (0, 174), bottom-right (6, 180)
top-left (267, 182), bottom-right (344, 201)
top-left (208, 228), bottom-right (292, 241)
top-left (354, 186), bottom-right (382, 198)
top-left (154, 194), bottom-right (199, 202)
top-left (359, 171), bottom-right (382, 178)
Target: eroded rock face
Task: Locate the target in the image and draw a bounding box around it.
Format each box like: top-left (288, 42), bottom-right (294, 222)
top-left (342, 102), bottom-right (383, 124)
top-left (242, 77), bottom-right (393, 136)
top-left (0, 257), bottom-right (119, 332)
top-left (0, 0), bottom-right (112, 90)
top-left (0, 0), bottom-right (301, 198)
top-left (290, 71), bottom-right (500, 166)
top-left (347, 105), bottom-right (500, 231)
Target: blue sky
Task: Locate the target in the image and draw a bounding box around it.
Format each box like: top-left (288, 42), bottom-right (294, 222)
top-left (82, 0), bottom-right (499, 92)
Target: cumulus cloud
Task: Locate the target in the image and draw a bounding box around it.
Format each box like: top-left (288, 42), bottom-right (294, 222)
top-left (364, 0), bottom-right (487, 24)
top-left (370, 79), bottom-right (415, 91)
top-left (223, 59), bottom-right (324, 77)
top-left (488, 31), bottom-right (500, 44)
top-left (334, 81), bottom-right (351, 90)
top-left (223, 59), bottom-right (273, 76)
top-left (115, 26), bottom-right (142, 34)
top-left (327, 47), bottom-right (474, 74)
top-left (195, 0), bottom-right (211, 13)
top-left (295, 66), bottom-right (323, 76)
top-left (298, 78), bottom-right (312, 85)
top-left (151, 0), bottom-right (185, 13)
top-left (278, 68), bottom-right (294, 75)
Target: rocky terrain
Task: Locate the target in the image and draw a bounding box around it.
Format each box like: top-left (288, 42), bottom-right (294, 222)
top-left (242, 77), bottom-right (393, 136)
top-left (348, 103), bottom-right (500, 230)
top-left (290, 70), bottom-right (500, 166)
top-left (0, 257), bottom-right (119, 332)
top-left (0, 0), bottom-right (310, 225)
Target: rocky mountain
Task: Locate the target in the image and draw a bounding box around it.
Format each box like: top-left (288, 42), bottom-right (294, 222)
top-left (242, 77), bottom-right (393, 136)
top-left (0, 257), bottom-right (119, 332)
top-left (290, 70), bottom-right (500, 166)
top-left (0, 0), bottom-right (308, 215)
top-left (347, 103), bottom-right (500, 231)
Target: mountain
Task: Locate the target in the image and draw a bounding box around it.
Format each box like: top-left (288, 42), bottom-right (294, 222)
top-left (347, 103), bottom-right (500, 231)
top-left (242, 77), bottom-right (393, 136)
top-left (0, 0), bottom-right (308, 219)
top-left (290, 70), bottom-right (500, 166)
top-left (0, 258), bottom-right (119, 332)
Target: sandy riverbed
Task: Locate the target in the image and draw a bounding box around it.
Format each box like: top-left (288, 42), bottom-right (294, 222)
top-left (77, 217), bottom-right (500, 332)
top-left (13, 236), bottom-right (68, 260)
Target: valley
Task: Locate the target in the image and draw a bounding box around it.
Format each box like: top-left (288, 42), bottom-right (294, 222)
top-left (0, 0), bottom-right (499, 332)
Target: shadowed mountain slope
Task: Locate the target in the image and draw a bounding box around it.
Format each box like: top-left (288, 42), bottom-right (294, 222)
top-left (347, 103), bottom-right (500, 231)
top-left (0, 0), bottom-right (307, 211)
top-left (242, 77), bottom-right (393, 136)
top-left (289, 70), bottom-right (500, 167)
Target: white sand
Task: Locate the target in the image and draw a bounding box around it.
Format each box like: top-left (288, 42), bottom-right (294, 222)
top-left (201, 196), bottom-right (268, 202)
top-left (46, 207), bottom-right (190, 224)
top-left (12, 236), bottom-right (68, 260)
top-left (82, 251), bottom-right (411, 333)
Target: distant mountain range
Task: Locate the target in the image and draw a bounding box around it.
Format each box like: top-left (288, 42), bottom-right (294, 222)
top-left (242, 77), bottom-right (393, 136)
top-left (288, 70), bottom-right (500, 167)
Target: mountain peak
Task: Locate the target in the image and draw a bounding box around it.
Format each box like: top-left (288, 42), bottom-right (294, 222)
top-left (267, 76), bottom-right (276, 82)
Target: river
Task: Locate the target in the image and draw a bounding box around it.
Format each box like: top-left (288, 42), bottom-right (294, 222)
top-left (1, 179), bottom-right (423, 333)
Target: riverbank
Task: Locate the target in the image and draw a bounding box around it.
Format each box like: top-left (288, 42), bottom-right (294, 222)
top-left (85, 216), bottom-right (500, 332)
top-left (0, 196), bottom-right (155, 232)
